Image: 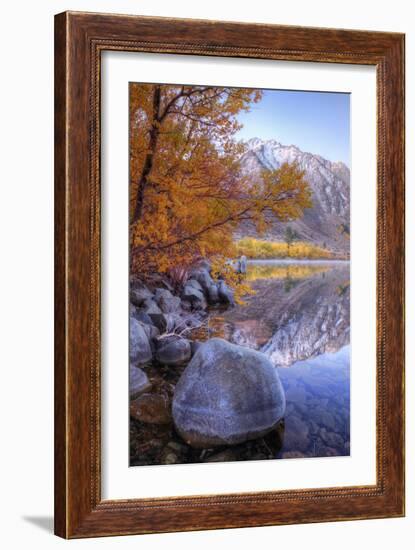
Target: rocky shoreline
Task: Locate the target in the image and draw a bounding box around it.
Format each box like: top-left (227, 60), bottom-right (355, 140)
top-left (129, 260), bottom-right (287, 464)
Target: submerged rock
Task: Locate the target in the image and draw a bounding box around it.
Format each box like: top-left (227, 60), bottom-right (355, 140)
top-left (205, 449), bottom-right (238, 462)
top-left (130, 317), bottom-right (153, 365)
top-left (130, 393), bottom-right (171, 424)
top-left (172, 338), bottom-right (286, 447)
top-left (156, 335), bottom-right (191, 366)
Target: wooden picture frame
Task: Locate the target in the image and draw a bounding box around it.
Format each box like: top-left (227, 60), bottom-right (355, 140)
top-left (54, 11), bottom-right (405, 538)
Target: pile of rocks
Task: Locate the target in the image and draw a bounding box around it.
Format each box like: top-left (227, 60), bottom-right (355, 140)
top-left (129, 261), bottom-right (235, 370)
top-left (130, 336), bottom-right (286, 451)
top-left (129, 261), bottom-right (286, 452)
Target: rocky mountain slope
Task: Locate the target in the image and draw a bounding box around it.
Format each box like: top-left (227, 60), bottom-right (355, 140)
top-left (237, 138), bottom-right (350, 254)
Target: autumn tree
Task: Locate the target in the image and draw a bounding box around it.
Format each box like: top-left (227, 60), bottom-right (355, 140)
top-left (129, 83), bottom-right (312, 286)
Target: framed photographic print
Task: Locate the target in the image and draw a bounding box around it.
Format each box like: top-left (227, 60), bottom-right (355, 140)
top-left (54, 11), bottom-right (405, 538)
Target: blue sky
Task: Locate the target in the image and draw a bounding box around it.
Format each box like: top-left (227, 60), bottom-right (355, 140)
top-left (236, 89), bottom-right (350, 166)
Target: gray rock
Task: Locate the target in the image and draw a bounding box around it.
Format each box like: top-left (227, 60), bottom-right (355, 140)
top-left (129, 366), bottom-right (152, 399)
top-left (195, 259), bottom-right (212, 272)
top-left (217, 280), bottom-right (235, 306)
top-left (129, 304), bottom-right (140, 319)
top-left (319, 428), bottom-right (344, 449)
top-left (130, 317), bottom-right (153, 365)
top-left (185, 279), bottom-right (203, 292)
top-left (156, 336), bottom-right (191, 366)
top-left (139, 322), bottom-right (160, 352)
top-left (281, 451), bottom-right (306, 459)
top-left (237, 255), bottom-right (247, 274)
top-left (150, 313), bottom-right (183, 333)
top-left (180, 299), bottom-right (192, 312)
top-left (159, 278), bottom-right (174, 292)
top-left (154, 287), bottom-right (172, 301)
top-left (134, 310), bottom-right (154, 326)
top-left (166, 440), bottom-right (188, 453)
top-left (154, 288), bottom-right (181, 313)
top-left (172, 338), bottom-right (286, 447)
top-left (190, 268), bottom-right (214, 291)
top-left (160, 296), bottom-right (181, 314)
top-left (142, 299), bottom-right (163, 316)
top-left (182, 285), bottom-right (207, 310)
top-left (205, 449), bottom-right (238, 462)
top-left (207, 283), bottom-right (219, 304)
top-left (147, 313), bottom-right (168, 332)
top-left (130, 284), bottom-right (153, 307)
top-left (161, 451), bottom-right (179, 465)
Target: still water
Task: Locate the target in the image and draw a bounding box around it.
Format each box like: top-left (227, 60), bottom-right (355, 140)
top-left (205, 260), bottom-right (351, 459)
top-left (130, 260), bottom-right (351, 465)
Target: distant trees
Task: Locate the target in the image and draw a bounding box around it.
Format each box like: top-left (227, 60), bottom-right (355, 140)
top-left (129, 83), bottom-right (312, 281)
top-left (236, 237), bottom-right (331, 260)
top-left (284, 226), bottom-right (300, 256)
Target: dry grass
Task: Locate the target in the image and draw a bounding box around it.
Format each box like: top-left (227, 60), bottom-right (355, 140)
top-left (235, 237), bottom-right (332, 260)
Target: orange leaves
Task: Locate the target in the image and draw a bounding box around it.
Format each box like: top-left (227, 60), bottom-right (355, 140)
top-left (210, 256), bottom-right (255, 306)
top-left (129, 83), bottom-right (313, 291)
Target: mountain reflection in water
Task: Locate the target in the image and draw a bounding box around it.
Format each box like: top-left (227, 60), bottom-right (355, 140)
top-left (207, 260), bottom-right (350, 367)
top-left (205, 260), bottom-right (351, 459)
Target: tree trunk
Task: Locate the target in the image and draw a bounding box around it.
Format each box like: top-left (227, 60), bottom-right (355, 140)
top-left (132, 85), bottom-right (161, 224)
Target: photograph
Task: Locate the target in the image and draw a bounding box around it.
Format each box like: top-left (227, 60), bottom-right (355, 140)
top-left (128, 82), bottom-right (351, 466)
top-left (49, 7), bottom-right (405, 539)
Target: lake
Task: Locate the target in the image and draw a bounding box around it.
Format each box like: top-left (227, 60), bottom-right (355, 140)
top-left (130, 260), bottom-right (351, 465)
top-left (204, 259), bottom-right (351, 459)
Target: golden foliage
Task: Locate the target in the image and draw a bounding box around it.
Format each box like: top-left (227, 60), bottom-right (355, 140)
top-left (210, 256), bottom-right (255, 305)
top-left (129, 83), bottom-right (313, 293)
top-left (235, 237), bottom-right (332, 260)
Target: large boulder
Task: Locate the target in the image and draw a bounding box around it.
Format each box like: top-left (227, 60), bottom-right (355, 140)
top-left (155, 335), bottom-right (192, 366)
top-left (129, 365), bottom-right (152, 399)
top-left (130, 317), bottom-right (153, 365)
top-left (172, 338), bottom-right (286, 447)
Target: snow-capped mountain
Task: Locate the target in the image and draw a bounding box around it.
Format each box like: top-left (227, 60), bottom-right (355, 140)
top-left (238, 138), bottom-right (350, 254)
